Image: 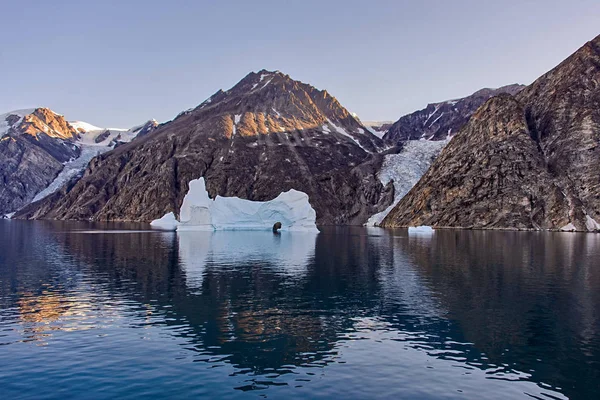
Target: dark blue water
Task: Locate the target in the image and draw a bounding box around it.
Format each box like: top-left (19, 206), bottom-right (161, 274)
top-left (0, 221), bottom-right (599, 399)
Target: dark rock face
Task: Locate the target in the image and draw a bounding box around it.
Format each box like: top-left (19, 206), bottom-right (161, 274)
top-left (0, 108), bottom-right (80, 215)
top-left (383, 84), bottom-right (525, 143)
top-left (17, 71), bottom-right (393, 225)
top-left (130, 120), bottom-right (159, 138)
top-left (382, 34), bottom-right (600, 232)
top-left (94, 130), bottom-right (111, 143)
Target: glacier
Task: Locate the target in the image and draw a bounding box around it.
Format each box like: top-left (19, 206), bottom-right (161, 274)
top-left (151, 178), bottom-right (319, 232)
top-left (367, 140), bottom-right (448, 226)
top-left (32, 122), bottom-right (151, 203)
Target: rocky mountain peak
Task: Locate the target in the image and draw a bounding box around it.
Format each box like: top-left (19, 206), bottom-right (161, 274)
top-left (1, 107), bottom-right (78, 141)
top-left (20, 108), bottom-right (78, 140)
top-left (171, 69), bottom-right (383, 152)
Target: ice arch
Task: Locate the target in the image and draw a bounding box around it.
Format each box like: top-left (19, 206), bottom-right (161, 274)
top-left (151, 178), bottom-right (319, 232)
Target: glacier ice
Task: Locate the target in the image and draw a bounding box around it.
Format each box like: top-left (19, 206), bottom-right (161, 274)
top-left (151, 178), bottom-right (319, 232)
top-left (367, 140), bottom-right (448, 226)
top-left (32, 122), bottom-right (149, 203)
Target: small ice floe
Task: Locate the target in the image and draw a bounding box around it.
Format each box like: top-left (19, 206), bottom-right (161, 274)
top-left (408, 226), bottom-right (435, 235)
top-left (150, 212), bottom-right (180, 230)
top-left (560, 223), bottom-right (577, 232)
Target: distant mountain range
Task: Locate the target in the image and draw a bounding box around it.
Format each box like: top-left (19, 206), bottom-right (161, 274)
top-left (5, 33), bottom-right (600, 231)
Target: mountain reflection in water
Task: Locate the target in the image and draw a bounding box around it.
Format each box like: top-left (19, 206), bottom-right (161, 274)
top-left (0, 221), bottom-right (598, 399)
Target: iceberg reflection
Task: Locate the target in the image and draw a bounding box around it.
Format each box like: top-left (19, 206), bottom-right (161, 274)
top-left (177, 230), bottom-right (318, 290)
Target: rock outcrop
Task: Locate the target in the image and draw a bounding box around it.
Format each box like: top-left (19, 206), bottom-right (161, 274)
top-left (16, 70), bottom-right (394, 225)
top-left (382, 34), bottom-right (600, 232)
top-left (383, 84), bottom-right (525, 143)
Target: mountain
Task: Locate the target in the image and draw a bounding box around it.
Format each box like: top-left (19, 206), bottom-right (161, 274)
top-left (383, 84), bottom-right (525, 143)
top-left (0, 108), bottom-right (80, 215)
top-left (16, 70), bottom-right (394, 225)
top-left (382, 34), bottom-right (600, 232)
top-left (0, 108), bottom-right (158, 216)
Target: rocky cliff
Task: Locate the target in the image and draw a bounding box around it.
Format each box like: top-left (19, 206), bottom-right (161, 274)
top-left (382, 34), bottom-right (600, 232)
top-left (383, 84), bottom-right (525, 143)
top-left (16, 70), bottom-right (394, 225)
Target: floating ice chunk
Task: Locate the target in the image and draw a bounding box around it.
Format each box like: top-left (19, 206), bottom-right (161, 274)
top-left (150, 212), bottom-right (180, 230)
top-left (408, 226), bottom-right (434, 235)
top-left (560, 223), bottom-right (577, 232)
top-left (151, 178), bottom-right (319, 232)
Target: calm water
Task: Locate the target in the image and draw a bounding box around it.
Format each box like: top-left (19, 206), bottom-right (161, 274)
top-left (0, 221), bottom-right (599, 399)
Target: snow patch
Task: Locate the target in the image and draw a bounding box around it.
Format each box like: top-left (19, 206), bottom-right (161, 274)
top-left (0, 109), bottom-right (36, 137)
top-left (151, 178), bottom-right (319, 232)
top-left (329, 120), bottom-right (369, 152)
top-left (429, 112), bottom-right (444, 127)
top-left (69, 121), bottom-right (104, 133)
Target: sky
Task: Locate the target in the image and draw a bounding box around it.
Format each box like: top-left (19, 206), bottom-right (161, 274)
top-left (1, 0), bottom-right (599, 128)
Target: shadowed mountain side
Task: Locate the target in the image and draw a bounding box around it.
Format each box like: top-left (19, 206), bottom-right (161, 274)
top-left (382, 34), bottom-right (600, 231)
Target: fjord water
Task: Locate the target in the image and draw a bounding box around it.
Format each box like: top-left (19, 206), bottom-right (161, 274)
top-left (0, 222), bottom-right (599, 399)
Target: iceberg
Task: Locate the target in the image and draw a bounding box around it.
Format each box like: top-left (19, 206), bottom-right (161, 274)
top-left (408, 226), bottom-right (435, 235)
top-left (151, 178), bottom-right (319, 232)
top-left (149, 212), bottom-right (180, 230)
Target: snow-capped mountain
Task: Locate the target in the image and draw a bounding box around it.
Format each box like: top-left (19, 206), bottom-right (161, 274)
top-left (17, 70), bottom-right (393, 225)
top-left (0, 108), bottom-right (81, 215)
top-left (384, 84), bottom-right (525, 143)
top-left (0, 108), bottom-right (158, 216)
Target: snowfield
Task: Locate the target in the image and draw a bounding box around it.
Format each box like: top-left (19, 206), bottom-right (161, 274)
top-left (367, 140), bottom-right (448, 226)
top-left (152, 178), bottom-right (319, 232)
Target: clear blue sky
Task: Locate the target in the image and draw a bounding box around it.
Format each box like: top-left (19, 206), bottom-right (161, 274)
top-left (1, 0), bottom-right (599, 127)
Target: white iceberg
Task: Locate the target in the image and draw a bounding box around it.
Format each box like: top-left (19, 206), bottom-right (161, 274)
top-left (408, 226), bottom-right (435, 235)
top-left (151, 178), bottom-right (319, 232)
top-left (150, 212), bottom-right (180, 230)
